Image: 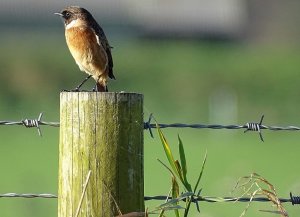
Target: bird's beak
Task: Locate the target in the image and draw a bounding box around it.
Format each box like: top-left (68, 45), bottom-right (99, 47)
top-left (54, 12), bottom-right (63, 16)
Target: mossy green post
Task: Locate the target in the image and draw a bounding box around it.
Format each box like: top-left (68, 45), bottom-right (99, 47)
top-left (58, 92), bottom-right (144, 217)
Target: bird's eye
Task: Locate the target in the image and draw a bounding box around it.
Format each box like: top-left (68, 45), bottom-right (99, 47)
top-left (64, 12), bottom-right (71, 18)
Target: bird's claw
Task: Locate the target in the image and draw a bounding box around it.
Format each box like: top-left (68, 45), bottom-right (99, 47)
top-left (61, 87), bottom-right (80, 92)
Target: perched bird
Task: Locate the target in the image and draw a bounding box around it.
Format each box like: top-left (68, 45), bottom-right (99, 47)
top-left (55, 6), bottom-right (115, 92)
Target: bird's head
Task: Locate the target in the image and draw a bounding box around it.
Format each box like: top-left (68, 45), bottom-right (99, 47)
top-left (55, 6), bottom-right (93, 28)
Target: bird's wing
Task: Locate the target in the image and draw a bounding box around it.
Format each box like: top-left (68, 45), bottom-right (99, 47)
top-left (91, 22), bottom-right (115, 80)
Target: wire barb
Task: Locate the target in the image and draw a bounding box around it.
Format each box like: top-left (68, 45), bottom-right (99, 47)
top-left (244, 115), bottom-right (265, 142)
top-left (144, 113), bottom-right (154, 138)
top-left (290, 192), bottom-right (300, 205)
top-left (0, 112), bottom-right (59, 136)
top-left (22, 112), bottom-right (43, 136)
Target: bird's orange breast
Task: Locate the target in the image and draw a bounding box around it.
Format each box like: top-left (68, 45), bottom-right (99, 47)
top-left (65, 26), bottom-right (108, 79)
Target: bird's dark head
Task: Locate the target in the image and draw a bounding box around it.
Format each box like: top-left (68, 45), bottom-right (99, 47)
top-left (55, 6), bottom-right (93, 28)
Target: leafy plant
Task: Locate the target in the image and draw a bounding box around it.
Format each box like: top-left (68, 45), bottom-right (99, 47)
top-left (156, 123), bottom-right (207, 216)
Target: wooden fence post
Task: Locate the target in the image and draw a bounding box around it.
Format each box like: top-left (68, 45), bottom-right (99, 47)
top-left (58, 92), bottom-right (144, 217)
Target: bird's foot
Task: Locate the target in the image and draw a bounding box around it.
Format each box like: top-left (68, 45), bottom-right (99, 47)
top-left (92, 86), bottom-right (97, 92)
top-left (61, 87), bottom-right (80, 92)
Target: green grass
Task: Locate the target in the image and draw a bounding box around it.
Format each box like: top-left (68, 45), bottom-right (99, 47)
top-left (0, 29), bottom-right (300, 216)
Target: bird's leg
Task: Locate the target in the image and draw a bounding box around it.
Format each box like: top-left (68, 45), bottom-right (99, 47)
top-left (92, 76), bottom-right (99, 92)
top-left (63, 75), bottom-right (93, 92)
top-left (92, 83), bottom-right (97, 92)
top-left (73, 75), bottom-right (92, 91)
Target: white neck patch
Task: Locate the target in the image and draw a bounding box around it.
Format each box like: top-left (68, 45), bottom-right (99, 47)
top-left (65, 19), bottom-right (78, 30)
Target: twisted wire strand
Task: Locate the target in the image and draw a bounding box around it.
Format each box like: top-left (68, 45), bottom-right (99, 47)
top-left (0, 113), bottom-right (59, 136)
top-left (144, 114), bottom-right (300, 141)
top-left (144, 196), bottom-right (290, 203)
top-left (1, 193), bottom-right (299, 205)
top-left (2, 113), bottom-right (300, 140)
top-left (0, 120), bottom-right (60, 127)
top-left (0, 193), bottom-right (57, 199)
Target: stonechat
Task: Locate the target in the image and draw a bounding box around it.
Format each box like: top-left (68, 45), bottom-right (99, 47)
top-left (55, 6), bottom-right (115, 92)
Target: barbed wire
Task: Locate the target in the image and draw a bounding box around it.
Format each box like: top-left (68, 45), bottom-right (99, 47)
top-left (0, 113), bottom-right (59, 136)
top-left (144, 114), bottom-right (300, 141)
top-left (0, 193), bottom-right (57, 199)
top-left (2, 113), bottom-right (300, 141)
top-left (144, 192), bottom-right (300, 205)
top-left (1, 192), bottom-right (299, 205)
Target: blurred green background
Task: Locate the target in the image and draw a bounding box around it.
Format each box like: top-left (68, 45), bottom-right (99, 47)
top-left (1, 1), bottom-right (300, 217)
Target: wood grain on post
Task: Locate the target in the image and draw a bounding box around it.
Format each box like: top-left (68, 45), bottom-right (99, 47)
top-left (58, 92), bottom-right (144, 217)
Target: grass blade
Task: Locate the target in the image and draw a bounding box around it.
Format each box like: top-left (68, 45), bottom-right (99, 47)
top-left (157, 159), bottom-right (177, 179)
top-left (157, 123), bottom-right (183, 181)
top-left (157, 192), bottom-right (194, 209)
top-left (193, 150), bottom-right (207, 193)
top-left (172, 176), bottom-right (180, 217)
top-left (178, 135), bottom-right (192, 192)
